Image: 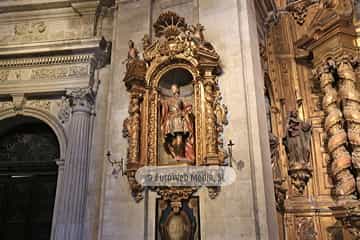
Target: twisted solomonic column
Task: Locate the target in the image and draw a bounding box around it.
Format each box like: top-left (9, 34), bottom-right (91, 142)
top-left (337, 56), bottom-right (360, 193)
top-left (319, 61), bottom-right (356, 201)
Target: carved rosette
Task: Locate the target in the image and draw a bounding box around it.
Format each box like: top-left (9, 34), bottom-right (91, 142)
top-left (337, 56), bottom-right (360, 193)
top-left (317, 61), bottom-right (356, 200)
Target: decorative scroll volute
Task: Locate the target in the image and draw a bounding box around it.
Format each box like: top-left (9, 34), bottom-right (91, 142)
top-left (122, 11), bottom-right (228, 202)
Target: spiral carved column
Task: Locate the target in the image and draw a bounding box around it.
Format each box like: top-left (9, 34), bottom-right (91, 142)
top-left (319, 62), bottom-right (356, 200)
top-left (337, 56), bottom-right (360, 193)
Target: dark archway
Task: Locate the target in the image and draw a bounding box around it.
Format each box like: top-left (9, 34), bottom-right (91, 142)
top-left (0, 116), bottom-right (59, 240)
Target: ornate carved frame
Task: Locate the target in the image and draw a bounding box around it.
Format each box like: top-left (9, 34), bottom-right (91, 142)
top-left (123, 11), bottom-right (228, 203)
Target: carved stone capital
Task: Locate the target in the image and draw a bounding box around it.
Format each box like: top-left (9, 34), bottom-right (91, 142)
top-left (66, 87), bottom-right (95, 113)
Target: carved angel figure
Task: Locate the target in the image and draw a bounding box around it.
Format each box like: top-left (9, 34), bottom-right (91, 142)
top-left (160, 84), bottom-right (195, 161)
top-left (283, 111), bottom-right (312, 168)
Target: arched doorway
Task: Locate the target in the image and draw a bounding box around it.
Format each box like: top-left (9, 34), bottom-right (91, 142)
top-left (0, 116), bottom-right (59, 240)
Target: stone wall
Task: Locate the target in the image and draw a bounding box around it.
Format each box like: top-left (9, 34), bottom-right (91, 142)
top-left (99, 0), bottom-right (278, 239)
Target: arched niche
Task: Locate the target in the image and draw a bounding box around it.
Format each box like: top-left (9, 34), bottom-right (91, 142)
top-left (0, 116), bottom-right (60, 164)
top-left (156, 67), bottom-right (196, 166)
top-left (0, 108), bottom-right (67, 160)
top-left (0, 115), bottom-right (60, 240)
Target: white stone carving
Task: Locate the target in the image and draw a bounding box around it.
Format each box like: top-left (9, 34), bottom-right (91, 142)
top-left (0, 16), bottom-right (94, 45)
top-left (0, 64), bottom-right (89, 82)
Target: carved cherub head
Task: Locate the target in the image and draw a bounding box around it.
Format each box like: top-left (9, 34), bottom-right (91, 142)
top-left (142, 34), bottom-right (151, 50)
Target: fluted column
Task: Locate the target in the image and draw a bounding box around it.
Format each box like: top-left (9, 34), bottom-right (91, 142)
top-left (54, 87), bottom-right (94, 240)
top-left (318, 61), bottom-right (356, 201)
top-left (337, 56), bottom-right (360, 193)
top-left (51, 159), bottom-right (65, 240)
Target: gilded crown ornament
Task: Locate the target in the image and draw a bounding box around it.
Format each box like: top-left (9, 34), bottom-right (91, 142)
top-left (153, 11), bottom-right (187, 38)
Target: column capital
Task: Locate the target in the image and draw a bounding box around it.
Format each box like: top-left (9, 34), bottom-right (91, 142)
top-left (66, 87), bottom-right (95, 113)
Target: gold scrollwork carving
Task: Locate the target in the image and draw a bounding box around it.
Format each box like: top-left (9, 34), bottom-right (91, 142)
top-left (123, 92), bottom-right (143, 166)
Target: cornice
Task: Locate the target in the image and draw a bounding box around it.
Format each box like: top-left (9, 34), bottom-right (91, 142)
top-left (0, 38), bottom-right (104, 57)
top-left (0, 0), bottom-right (99, 15)
top-left (0, 54), bottom-right (91, 68)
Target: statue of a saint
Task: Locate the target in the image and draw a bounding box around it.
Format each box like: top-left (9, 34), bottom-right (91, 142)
top-left (160, 84), bottom-right (195, 161)
top-left (122, 40), bottom-right (139, 69)
top-left (283, 111), bottom-right (312, 168)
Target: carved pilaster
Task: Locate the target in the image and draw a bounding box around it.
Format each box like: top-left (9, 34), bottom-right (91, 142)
top-left (203, 70), bottom-right (218, 164)
top-left (270, 133), bottom-right (287, 211)
top-left (318, 61), bottom-right (356, 200)
top-left (337, 56), bottom-right (360, 194)
top-left (123, 92), bottom-right (143, 167)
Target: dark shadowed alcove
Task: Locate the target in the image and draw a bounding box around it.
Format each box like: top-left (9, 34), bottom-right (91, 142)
top-left (0, 116), bottom-right (59, 240)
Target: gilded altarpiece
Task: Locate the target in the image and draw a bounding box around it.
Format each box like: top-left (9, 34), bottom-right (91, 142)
top-left (122, 12), bottom-right (228, 240)
top-left (264, 0), bottom-right (360, 239)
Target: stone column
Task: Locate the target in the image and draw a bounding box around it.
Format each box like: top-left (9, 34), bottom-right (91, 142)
top-left (54, 87), bottom-right (94, 240)
top-left (51, 159), bottom-right (65, 240)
